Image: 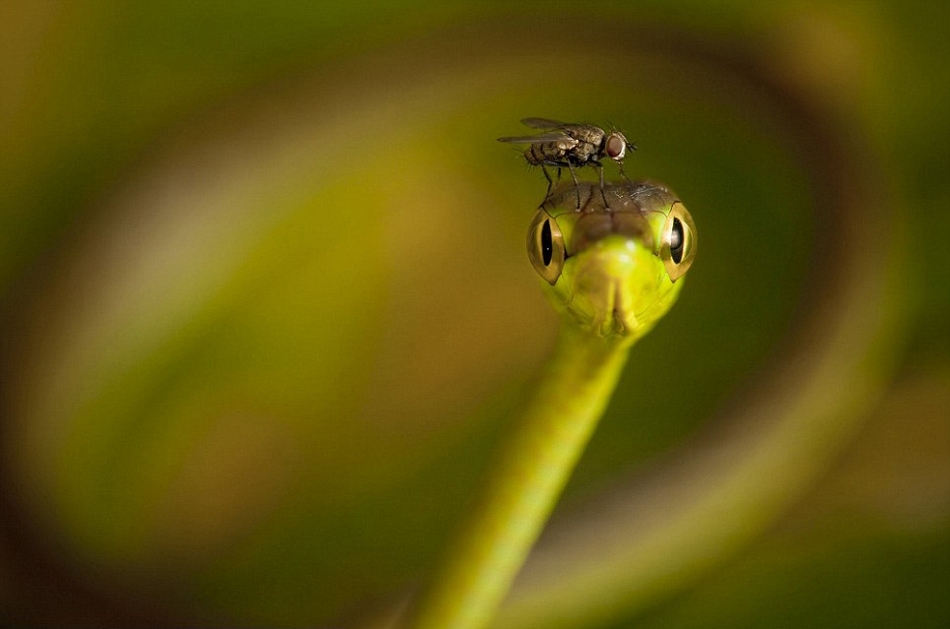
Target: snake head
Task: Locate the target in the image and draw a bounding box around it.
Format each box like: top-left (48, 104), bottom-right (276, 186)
top-left (527, 181), bottom-right (696, 340)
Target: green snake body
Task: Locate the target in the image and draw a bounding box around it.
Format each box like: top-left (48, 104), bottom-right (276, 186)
top-left (406, 181), bottom-right (697, 629)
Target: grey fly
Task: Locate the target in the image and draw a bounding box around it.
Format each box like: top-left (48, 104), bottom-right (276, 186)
top-left (498, 117), bottom-right (636, 207)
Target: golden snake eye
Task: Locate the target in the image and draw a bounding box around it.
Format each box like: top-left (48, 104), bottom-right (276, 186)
top-left (526, 209), bottom-right (566, 285)
top-left (660, 201), bottom-right (696, 282)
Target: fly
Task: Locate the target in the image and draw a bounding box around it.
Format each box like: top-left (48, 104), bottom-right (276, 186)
top-left (498, 117), bottom-right (636, 208)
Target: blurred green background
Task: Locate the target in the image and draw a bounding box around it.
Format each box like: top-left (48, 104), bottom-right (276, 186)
top-left (1, 1), bottom-right (947, 627)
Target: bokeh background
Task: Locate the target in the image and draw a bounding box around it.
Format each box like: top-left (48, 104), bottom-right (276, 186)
top-left (1, 1), bottom-right (947, 627)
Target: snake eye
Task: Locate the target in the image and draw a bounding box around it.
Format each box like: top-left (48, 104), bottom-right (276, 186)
top-left (527, 209), bottom-right (566, 284)
top-left (669, 219), bottom-right (684, 263)
top-left (660, 202), bottom-right (696, 282)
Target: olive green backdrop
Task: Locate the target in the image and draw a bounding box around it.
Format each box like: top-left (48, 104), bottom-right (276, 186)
top-left (1, 1), bottom-right (947, 627)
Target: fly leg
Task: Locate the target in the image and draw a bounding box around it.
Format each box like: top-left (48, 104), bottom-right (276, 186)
top-left (553, 166), bottom-right (564, 200)
top-left (540, 164), bottom-right (554, 201)
top-left (618, 161), bottom-right (632, 184)
top-left (567, 162), bottom-right (581, 209)
top-left (591, 160), bottom-right (610, 209)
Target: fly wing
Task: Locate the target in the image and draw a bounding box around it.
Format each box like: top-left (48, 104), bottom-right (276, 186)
top-left (497, 131), bottom-right (576, 144)
top-left (520, 117), bottom-right (565, 129)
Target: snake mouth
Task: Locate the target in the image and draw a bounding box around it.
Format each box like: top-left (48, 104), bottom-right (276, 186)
top-left (611, 282), bottom-right (636, 336)
top-left (562, 239), bottom-right (647, 338)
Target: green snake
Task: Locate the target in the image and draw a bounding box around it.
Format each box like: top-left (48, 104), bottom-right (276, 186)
top-left (406, 181), bottom-right (697, 629)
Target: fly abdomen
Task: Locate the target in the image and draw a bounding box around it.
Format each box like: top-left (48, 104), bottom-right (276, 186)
top-left (526, 143), bottom-right (547, 166)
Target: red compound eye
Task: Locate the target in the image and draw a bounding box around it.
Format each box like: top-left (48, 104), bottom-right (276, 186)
top-left (605, 134), bottom-right (625, 159)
